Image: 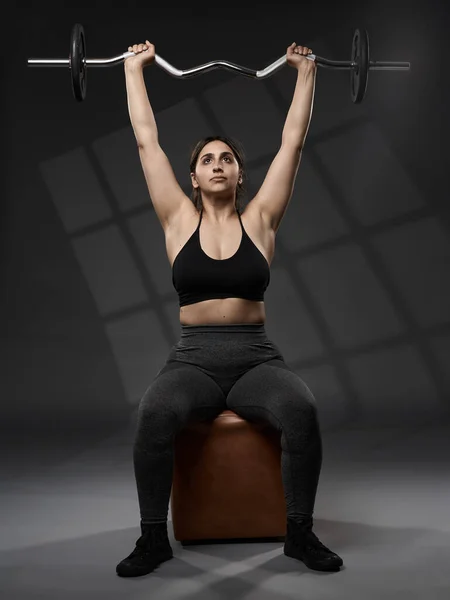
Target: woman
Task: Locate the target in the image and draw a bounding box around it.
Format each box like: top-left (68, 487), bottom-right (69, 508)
top-left (116, 38), bottom-right (344, 578)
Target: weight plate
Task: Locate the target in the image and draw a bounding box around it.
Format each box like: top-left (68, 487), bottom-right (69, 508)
top-left (70, 23), bottom-right (87, 101)
top-left (351, 28), bottom-right (369, 104)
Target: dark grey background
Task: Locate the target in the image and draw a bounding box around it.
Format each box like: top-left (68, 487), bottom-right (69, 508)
top-left (2, 0), bottom-right (450, 437)
top-left (2, 4), bottom-right (450, 599)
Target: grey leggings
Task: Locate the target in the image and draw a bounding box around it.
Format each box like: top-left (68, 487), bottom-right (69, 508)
top-left (133, 323), bottom-right (323, 524)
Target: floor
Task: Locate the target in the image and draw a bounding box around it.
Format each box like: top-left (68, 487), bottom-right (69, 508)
top-left (1, 417), bottom-right (449, 600)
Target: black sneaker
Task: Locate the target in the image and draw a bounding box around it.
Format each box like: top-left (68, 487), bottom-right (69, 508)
top-left (283, 516), bottom-right (343, 572)
top-left (116, 521), bottom-right (174, 577)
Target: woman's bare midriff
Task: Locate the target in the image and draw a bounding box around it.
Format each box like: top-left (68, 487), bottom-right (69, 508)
top-left (180, 297), bottom-right (266, 325)
top-left (165, 200), bottom-right (275, 326)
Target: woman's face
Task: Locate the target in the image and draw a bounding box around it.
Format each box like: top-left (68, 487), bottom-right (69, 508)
top-left (191, 140), bottom-right (241, 195)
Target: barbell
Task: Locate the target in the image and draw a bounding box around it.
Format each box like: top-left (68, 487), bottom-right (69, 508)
top-left (27, 23), bottom-right (411, 103)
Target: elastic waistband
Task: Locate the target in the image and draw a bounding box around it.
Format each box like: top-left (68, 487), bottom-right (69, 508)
top-left (180, 322), bottom-right (266, 335)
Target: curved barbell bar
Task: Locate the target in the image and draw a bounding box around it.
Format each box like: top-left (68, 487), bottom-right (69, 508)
top-left (27, 52), bottom-right (411, 79)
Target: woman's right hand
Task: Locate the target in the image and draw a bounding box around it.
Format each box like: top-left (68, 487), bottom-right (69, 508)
top-left (124, 40), bottom-right (155, 69)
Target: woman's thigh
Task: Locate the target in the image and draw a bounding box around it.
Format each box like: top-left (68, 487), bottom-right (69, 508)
top-left (225, 358), bottom-right (319, 431)
top-left (136, 362), bottom-right (228, 435)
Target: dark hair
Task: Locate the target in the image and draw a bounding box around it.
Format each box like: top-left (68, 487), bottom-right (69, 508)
top-left (189, 135), bottom-right (247, 214)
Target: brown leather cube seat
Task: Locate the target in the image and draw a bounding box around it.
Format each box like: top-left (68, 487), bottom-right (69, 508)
top-left (170, 409), bottom-right (287, 544)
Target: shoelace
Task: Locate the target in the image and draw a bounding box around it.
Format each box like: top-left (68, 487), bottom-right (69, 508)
top-left (301, 530), bottom-right (333, 554)
top-left (289, 520), bottom-right (333, 555)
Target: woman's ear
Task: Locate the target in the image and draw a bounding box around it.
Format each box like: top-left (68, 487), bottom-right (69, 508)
top-left (190, 172), bottom-right (198, 188)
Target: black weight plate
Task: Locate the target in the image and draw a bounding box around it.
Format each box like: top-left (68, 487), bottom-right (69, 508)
top-left (351, 28), bottom-right (369, 103)
top-left (70, 23), bottom-right (87, 101)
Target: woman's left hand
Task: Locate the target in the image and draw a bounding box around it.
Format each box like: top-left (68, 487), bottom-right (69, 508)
top-left (286, 43), bottom-right (316, 71)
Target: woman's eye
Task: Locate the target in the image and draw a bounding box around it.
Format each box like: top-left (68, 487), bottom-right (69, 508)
top-left (203, 156), bottom-right (232, 164)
